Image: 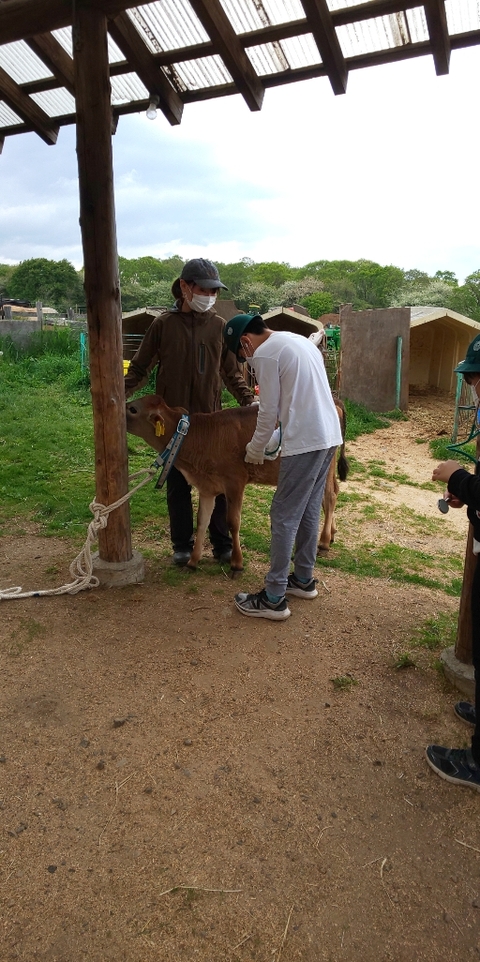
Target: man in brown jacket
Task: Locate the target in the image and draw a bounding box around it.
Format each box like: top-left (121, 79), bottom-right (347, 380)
top-left (124, 258), bottom-right (254, 565)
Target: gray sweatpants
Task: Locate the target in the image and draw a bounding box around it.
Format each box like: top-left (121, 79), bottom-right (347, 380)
top-left (265, 447), bottom-right (336, 598)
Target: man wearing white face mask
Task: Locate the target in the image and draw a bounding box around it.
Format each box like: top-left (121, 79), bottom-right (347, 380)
top-left (125, 258), bottom-right (254, 565)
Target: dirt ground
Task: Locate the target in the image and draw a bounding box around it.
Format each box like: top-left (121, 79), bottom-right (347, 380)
top-left (2, 392), bottom-right (480, 962)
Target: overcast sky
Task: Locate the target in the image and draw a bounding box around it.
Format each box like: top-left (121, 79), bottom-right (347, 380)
top-left (1, 44), bottom-right (479, 283)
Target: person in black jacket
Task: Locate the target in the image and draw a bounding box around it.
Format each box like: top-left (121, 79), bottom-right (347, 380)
top-left (426, 332), bottom-right (480, 791)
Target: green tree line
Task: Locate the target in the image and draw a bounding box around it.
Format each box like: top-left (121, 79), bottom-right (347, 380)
top-left (1, 255), bottom-right (480, 321)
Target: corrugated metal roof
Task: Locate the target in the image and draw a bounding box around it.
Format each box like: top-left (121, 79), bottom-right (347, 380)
top-left (127, 0), bottom-right (208, 51)
top-left (173, 55), bottom-right (232, 90)
top-left (110, 72), bottom-right (149, 104)
top-left (0, 100), bottom-right (22, 126)
top-left (30, 88), bottom-right (76, 117)
top-left (222, 0), bottom-right (305, 34)
top-left (446, 0), bottom-right (480, 35)
top-left (0, 1), bottom-right (479, 140)
top-left (337, 11), bottom-right (428, 58)
top-left (247, 33), bottom-right (320, 74)
top-left (0, 40), bottom-right (53, 83)
top-left (52, 26), bottom-right (126, 64)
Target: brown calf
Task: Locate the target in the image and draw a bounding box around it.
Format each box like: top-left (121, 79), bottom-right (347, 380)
top-left (126, 396), bottom-right (348, 576)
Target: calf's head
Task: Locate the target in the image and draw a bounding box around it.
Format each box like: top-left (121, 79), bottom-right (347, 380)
top-left (125, 395), bottom-right (187, 450)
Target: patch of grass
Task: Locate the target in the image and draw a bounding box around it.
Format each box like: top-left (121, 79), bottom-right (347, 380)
top-left (318, 542), bottom-right (463, 596)
top-left (331, 674), bottom-right (358, 691)
top-left (6, 617), bottom-right (47, 656)
top-left (337, 491), bottom-right (367, 506)
top-left (382, 409), bottom-right (409, 421)
top-left (343, 399), bottom-right (392, 441)
top-left (410, 611), bottom-right (458, 651)
top-left (393, 652), bottom-right (416, 670)
top-left (391, 504), bottom-right (457, 537)
top-left (430, 436), bottom-right (477, 464)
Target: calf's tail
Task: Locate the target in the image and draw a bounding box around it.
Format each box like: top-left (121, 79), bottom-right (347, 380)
top-left (336, 401), bottom-right (349, 482)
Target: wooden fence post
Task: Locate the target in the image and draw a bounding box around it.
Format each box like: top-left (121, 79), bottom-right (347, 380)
top-left (73, 3), bottom-right (132, 566)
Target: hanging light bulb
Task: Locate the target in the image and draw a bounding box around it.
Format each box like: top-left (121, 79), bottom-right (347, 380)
top-left (146, 95), bottom-right (159, 120)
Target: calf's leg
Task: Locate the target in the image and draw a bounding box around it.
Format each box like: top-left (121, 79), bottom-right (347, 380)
top-left (188, 495), bottom-right (215, 570)
top-left (318, 457), bottom-right (338, 552)
top-left (225, 487), bottom-right (245, 578)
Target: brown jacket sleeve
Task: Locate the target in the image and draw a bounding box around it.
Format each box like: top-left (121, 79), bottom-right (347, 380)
top-left (221, 343), bottom-right (255, 406)
top-left (124, 317), bottom-right (162, 398)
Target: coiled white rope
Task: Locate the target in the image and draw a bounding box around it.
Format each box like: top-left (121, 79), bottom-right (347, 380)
top-left (0, 467), bottom-right (157, 602)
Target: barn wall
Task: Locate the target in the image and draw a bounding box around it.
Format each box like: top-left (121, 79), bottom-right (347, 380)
top-left (339, 307), bottom-right (410, 411)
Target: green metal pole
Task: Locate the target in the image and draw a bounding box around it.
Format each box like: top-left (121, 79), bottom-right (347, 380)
top-left (395, 336), bottom-right (402, 409)
top-left (451, 372), bottom-right (463, 443)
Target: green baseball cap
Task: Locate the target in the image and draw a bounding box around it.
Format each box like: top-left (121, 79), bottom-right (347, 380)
top-left (454, 333), bottom-right (480, 373)
top-left (224, 313), bottom-right (261, 357)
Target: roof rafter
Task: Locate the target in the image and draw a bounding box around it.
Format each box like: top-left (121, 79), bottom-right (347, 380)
top-left (0, 62), bottom-right (58, 143)
top-left (423, 0), bottom-right (450, 75)
top-left (108, 11), bottom-right (183, 125)
top-left (186, 0), bottom-right (264, 110)
top-left (26, 32), bottom-right (75, 96)
top-left (299, 0), bottom-right (347, 94)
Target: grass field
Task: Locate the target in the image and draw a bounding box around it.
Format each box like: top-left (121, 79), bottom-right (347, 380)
top-left (0, 329), bottom-right (467, 596)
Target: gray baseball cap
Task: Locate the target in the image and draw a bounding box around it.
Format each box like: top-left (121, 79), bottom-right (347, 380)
top-left (180, 258), bottom-right (227, 290)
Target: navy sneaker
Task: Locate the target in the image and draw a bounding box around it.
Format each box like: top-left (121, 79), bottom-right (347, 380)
top-left (286, 573), bottom-right (318, 599)
top-left (425, 745), bottom-right (480, 792)
top-left (234, 588), bottom-right (291, 621)
top-left (454, 702), bottom-right (476, 727)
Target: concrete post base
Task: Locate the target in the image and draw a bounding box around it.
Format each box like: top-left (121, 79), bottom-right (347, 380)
top-left (441, 646), bottom-right (474, 700)
top-left (92, 550), bottom-right (144, 587)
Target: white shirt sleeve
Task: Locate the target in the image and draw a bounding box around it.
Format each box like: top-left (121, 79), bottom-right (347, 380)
top-left (247, 355), bottom-right (280, 453)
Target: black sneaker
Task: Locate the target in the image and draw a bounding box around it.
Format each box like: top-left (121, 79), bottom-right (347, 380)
top-left (454, 701), bottom-right (476, 726)
top-left (172, 550), bottom-right (191, 566)
top-left (234, 588), bottom-right (291, 621)
top-left (425, 745), bottom-right (480, 792)
top-left (286, 573), bottom-right (318, 599)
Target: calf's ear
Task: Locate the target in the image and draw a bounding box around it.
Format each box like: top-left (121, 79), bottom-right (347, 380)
top-left (149, 413), bottom-right (165, 437)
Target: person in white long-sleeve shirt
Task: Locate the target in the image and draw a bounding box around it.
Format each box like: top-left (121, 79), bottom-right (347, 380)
top-left (224, 313), bottom-right (342, 621)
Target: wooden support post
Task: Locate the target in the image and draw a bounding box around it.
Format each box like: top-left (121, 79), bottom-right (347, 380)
top-left (454, 434), bottom-right (480, 664)
top-left (73, 2), bottom-right (132, 565)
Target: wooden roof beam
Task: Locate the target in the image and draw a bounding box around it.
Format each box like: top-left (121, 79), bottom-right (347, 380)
top-left (300, 0), bottom-right (347, 94)
top-left (26, 32), bottom-right (75, 96)
top-left (108, 11), bottom-right (183, 125)
top-left (0, 63), bottom-right (58, 144)
top-left (187, 0), bottom-right (264, 111)
top-left (0, 0), bottom-right (429, 47)
top-left (423, 0), bottom-right (450, 75)
top-left (0, 0), bottom-right (138, 44)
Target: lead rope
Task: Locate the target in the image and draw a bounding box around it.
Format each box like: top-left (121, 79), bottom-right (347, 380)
top-left (0, 415), bottom-right (191, 602)
top-left (0, 466), bottom-right (157, 602)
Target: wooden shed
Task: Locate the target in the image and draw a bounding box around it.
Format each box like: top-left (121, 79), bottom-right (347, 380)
top-left (409, 307), bottom-right (480, 393)
top-left (262, 306), bottom-right (325, 339)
